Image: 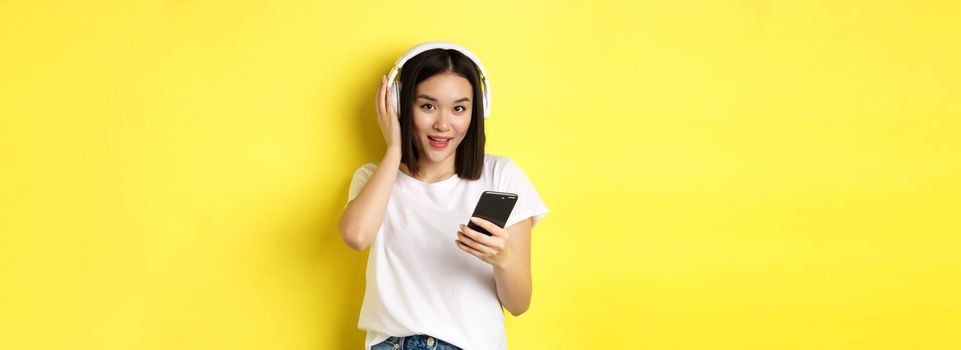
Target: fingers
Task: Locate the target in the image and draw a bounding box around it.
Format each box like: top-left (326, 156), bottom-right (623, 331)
top-left (460, 223), bottom-right (499, 246)
top-left (468, 217), bottom-right (508, 238)
top-left (457, 224), bottom-right (503, 256)
top-left (458, 229), bottom-right (489, 255)
top-left (385, 78), bottom-right (397, 119)
top-left (376, 75), bottom-right (386, 118)
top-left (455, 238), bottom-right (487, 258)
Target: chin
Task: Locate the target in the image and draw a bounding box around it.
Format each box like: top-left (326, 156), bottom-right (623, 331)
top-left (422, 143), bottom-right (457, 162)
top-left (427, 149), bottom-right (455, 162)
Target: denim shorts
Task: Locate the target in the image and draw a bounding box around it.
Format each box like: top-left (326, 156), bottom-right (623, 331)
top-left (371, 334), bottom-right (462, 350)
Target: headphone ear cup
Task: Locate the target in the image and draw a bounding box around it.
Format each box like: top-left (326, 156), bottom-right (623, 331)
top-left (391, 81), bottom-right (402, 118)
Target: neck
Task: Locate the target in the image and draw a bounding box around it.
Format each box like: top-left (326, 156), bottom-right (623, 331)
top-left (402, 155), bottom-right (456, 182)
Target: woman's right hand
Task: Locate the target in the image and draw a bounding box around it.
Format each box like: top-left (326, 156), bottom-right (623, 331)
top-left (376, 75), bottom-right (402, 152)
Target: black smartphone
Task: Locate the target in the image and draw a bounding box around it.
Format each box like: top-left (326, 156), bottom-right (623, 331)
top-left (467, 191), bottom-right (518, 236)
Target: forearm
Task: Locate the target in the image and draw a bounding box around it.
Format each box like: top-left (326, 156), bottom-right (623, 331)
top-left (493, 252), bottom-right (532, 316)
top-left (337, 148), bottom-right (401, 250)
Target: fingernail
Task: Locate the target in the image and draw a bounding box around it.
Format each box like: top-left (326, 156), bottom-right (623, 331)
top-left (470, 217), bottom-right (478, 223)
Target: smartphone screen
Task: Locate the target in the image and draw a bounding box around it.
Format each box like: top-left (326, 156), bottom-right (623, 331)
top-left (467, 191), bottom-right (518, 236)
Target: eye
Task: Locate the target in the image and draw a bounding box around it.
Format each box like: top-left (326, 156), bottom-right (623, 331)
top-left (454, 106), bottom-right (466, 113)
top-left (420, 103), bottom-right (435, 111)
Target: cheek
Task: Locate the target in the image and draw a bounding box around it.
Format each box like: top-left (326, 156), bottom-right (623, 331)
top-left (456, 118), bottom-right (472, 135)
top-left (411, 114), bottom-right (432, 132)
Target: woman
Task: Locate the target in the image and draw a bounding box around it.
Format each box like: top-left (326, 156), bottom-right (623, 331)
top-left (338, 42), bottom-right (549, 350)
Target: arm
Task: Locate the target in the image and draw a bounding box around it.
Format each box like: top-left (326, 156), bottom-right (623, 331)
top-left (494, 218), bottom-right (533, 316)
top-left (456, 217), bottom-right (534, 316)
top-left (337, 148), bottom-right (401, 251)
top-left (337, 75), bottom-right (402, 250)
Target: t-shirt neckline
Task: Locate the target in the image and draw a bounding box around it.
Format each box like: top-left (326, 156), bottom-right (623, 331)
top-left (397, 169), bottom-right (460, 188)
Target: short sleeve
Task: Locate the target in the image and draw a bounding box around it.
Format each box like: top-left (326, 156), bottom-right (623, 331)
top-left (498, 158), bottom-right (549, 229)
top-left (345, 163), bottom-right (377, 208)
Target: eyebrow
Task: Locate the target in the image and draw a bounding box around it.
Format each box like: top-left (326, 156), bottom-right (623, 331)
top-left (417, 94), bottom-right (471, 103)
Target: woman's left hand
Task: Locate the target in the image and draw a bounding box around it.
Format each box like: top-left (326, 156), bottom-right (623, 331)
top-left (455, 217), bottom-right (513, 268)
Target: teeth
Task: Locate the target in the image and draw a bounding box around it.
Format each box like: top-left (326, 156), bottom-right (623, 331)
top-left (429, 137), bottom-right (450, 142)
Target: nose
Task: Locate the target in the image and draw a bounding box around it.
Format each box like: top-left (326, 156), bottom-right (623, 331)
top-left (433, 111), bottom-right (452, 131)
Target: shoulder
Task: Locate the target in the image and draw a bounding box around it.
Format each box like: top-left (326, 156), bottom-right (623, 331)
top-left (351, 162), bottom-right (378, 179)
top-left (483, 153), bottom-right (516, 172)
top-left (358, 162), bottom-right (378, 172)
top-left (483, 153), bottom-right (527, 184)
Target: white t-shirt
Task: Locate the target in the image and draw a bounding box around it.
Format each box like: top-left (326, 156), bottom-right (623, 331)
top-left (345, 153), bottom-right (549, 350)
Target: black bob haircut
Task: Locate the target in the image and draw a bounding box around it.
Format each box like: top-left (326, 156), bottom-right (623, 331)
top-left (397, 48), bottom-right (486, 180)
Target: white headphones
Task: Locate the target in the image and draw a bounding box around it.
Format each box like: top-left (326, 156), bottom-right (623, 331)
top-left (386, 41), bottom-right (492, 120)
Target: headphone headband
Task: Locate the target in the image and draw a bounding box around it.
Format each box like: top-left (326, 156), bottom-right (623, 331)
top-left (386, 41), bottom-right (492, 120)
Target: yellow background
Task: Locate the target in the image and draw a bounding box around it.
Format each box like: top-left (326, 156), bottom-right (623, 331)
top-left (2, 0), bottom-right (959, 349)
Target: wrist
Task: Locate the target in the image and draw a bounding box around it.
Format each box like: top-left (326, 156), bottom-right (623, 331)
top-left (385, 146), bottom-right (402, 158)
top-left (493, 248), bottom-right (515, 271)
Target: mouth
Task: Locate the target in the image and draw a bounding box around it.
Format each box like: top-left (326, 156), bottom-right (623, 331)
top-left (427, 135), bottom-right (453, 149)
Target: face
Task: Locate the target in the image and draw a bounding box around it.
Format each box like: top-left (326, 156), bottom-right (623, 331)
top-left (411, 72), bottom-right (474, 165)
